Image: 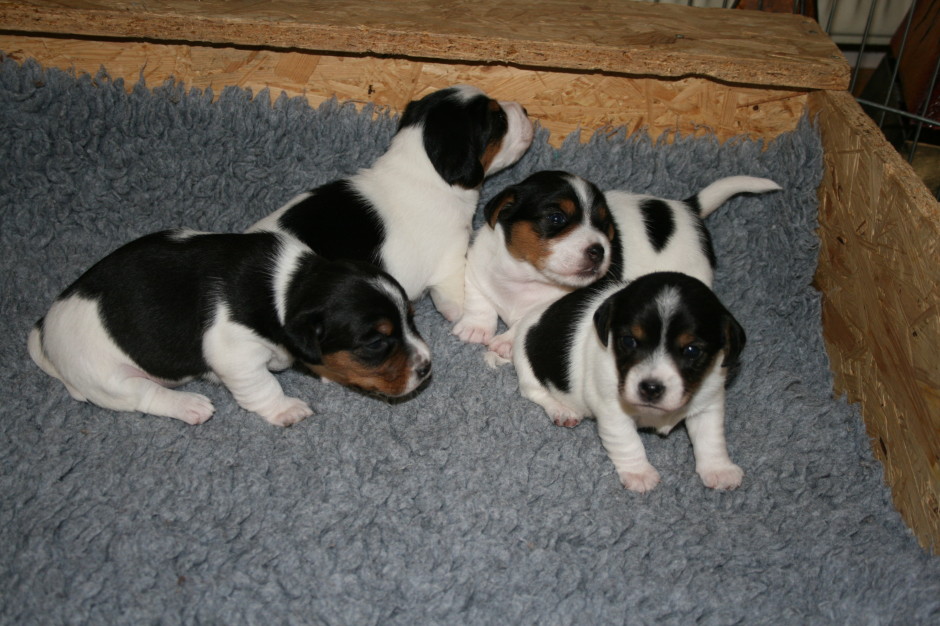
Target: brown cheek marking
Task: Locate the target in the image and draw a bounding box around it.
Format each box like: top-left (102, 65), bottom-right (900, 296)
top-left (309, 347), bottom-right (414, 397)
top-left (508, 221), bottom-right (551, 270)
top-left (481, 135), bottom-right (504, 173)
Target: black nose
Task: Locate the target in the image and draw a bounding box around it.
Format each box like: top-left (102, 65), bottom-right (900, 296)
top-left (639, 379), bottom-right (665, 402)
top-left (586, 244), bottom-right (605, 263)
top-left (416, 360), bottom-right (431, 380)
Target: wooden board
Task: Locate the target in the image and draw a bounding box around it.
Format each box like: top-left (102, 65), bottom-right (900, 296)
top-left (0, 34), bottom-right (809, 145)
top-left (811, 89), bottom-right (940, 553)
top-left (0, 0), bottom-right (849, 91)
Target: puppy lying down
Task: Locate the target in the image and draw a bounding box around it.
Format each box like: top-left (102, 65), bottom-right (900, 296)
top-left (28, 230), bottom-right (431, 426)
top-left (513, 272), bottom-right (746, 492)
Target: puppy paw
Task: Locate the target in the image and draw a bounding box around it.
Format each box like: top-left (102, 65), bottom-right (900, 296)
top-left (486, 333), bottom-right (514, 359)
top-left (452, 319), bottom-right (494, 345)
top-left (618, 464), bottom-right (661, 493)
top-left (262, 397), bottom-right (314, 427)
top-left (697, 462), bottom-right (744, 490)
top-left (174, 392), bottom-right (215, 425)
top-left (483, 351), bottom-right (511, 369)
top-left (544, 403), bottom-right (583, 428)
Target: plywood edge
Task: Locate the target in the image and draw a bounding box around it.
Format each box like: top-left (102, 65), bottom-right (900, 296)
top-left (0, 34), bottom-right (809, 146)
top-left (811, 89), bottom-right (940, 553)
top-left (0, 0), bottom-right (850, 91)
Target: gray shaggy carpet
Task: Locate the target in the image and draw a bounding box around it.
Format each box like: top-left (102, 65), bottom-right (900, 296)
top-left (1, 57), bottom-right (938, 624)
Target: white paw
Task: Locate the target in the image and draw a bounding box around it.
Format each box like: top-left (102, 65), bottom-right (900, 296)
top-left (487, 333), bottom-right (513, 359)
top-left (262, 397), bottom-right (313, 427)
top-left (174, 392), bottom-right (215, 425)
top-left (452, 319), bottom-right (494, 345)
top-left (544, 402), bottom-right (583, 428)
top-left (698, 462), bottom-right (744, 490)
top-left (483, 350), bottom-right (511, 369)
top-left (618, 463), bottom-right (661, 493)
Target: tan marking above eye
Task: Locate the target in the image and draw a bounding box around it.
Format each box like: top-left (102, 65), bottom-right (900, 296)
top-left (630, 325), bottom-right (646, 341)
top-left (676, 332), bottom-right (697, 348)
top-left (375, 319), bottom-right (394, 336)
top-left (558, 198), bottom-right (577, 217)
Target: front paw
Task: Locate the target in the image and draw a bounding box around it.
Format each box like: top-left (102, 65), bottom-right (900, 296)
top-left (261, 397), bottom-right (313, 427)
top-left (452, 318), bottom-right (494, 345)
top-left (486, 332), bottom-right (514, 359)
top-left (697, 462), bottom-right (743, 490)
top-left (618, 463), bottom-right (661, 492)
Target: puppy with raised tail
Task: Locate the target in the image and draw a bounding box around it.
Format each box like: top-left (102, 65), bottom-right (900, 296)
top-left (28, 230), bottom-right (431, 426)
top-left (248, 85), bottom-right (534, 322)
top-left (453, 171), bottom-right (616, 360)
top-left (513, 272), bottom-right (746, 492)
top-left (455, 173), bottom-right (779, 362)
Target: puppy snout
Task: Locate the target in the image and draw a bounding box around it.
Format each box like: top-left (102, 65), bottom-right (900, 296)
top-left (415, 358), bottom-right (432, 380)
top-left (586, 244), bottom-right (605, 264)
top-left (639, 379), bottom-right (665, 402)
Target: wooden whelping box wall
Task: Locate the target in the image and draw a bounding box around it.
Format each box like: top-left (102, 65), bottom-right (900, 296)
top-left (1, 1), bottom-right (938, 551)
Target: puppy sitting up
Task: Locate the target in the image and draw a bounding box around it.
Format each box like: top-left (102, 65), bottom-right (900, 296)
top-left (28, 230), bottom-right (431, 426)
top-left (513, 272), bottom-right (746, 492)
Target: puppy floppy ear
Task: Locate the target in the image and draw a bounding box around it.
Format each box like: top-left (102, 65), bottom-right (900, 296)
top-left (720, 312), bottom-right (746, 369)
top-left (283, 310), bottom-right (325, 365)
top-left (593, 296), bottom-right (616, 348)
top-left (424, 119), bottom-right (486, 188)
top-left (483, 189), bottom-right (517, 228)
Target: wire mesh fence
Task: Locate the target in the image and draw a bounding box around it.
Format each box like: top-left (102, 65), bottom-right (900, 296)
top-left (643, 0), bottom-right (940, 196)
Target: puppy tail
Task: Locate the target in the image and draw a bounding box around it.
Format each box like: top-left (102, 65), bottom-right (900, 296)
top-left (693, 176), bottom-right (782, 217)
top-left (28, 320), bottom-right (61, 381)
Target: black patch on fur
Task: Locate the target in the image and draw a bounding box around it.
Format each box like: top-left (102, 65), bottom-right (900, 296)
top-left (524, 286), bottom-right (599, 393)
top-left (399, 88), bottom-right (508, 189)
top-left (62, 230), bottom-right (284, 380)
top-left (683, 195), bottom-right (718, 268)
top-left (639, 199), bottom-right (675, 252)
top-left (277, 180), bottom-right (386, 269)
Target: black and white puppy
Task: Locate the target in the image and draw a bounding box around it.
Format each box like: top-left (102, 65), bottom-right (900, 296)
top-left (28, 230), bottom-right (432, 426)
top-left (513, 272), bottom-right (746, 492)
top-left (455, 172), bottom-right (778, 362)
top-left (248, 85), bottom-right (534, 322)
top-left (453, 171), bottom-right (617, 360)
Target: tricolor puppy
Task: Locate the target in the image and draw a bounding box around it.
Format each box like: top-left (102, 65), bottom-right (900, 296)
top-left (453, 171), bottom-right (617, 360)
top-left (28, 230), bottom-right (431, 426)
top-left (248, 85), bottom-right (534, 322)
top-left (513, 272), bottom-right (746, 492)
top-left (608, 175), bottom-right (781, 286)
top-left (455, 173), bottom-right (778, 362)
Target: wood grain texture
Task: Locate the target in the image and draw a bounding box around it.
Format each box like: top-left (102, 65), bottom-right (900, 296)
top-left (0, 34), bottom-right (808, 145)
top-left (0, 0), bottom-right (849, 90)
top-left (812, 89), bottom-right (940, 553)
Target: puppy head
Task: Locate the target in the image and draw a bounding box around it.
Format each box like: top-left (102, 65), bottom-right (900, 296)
top-left (283, 259), bottom-right (431, 398)
top-left (593, 272), bottom-right (745, 417)
top-left (483, 170), bottom-right (615, 287)
top-left (398, 85), bottom-right (534, 188)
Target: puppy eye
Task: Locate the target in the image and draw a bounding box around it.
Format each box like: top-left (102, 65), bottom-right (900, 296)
top-left (364, 337), bottom-right (390, 353)
top-left (683, 345), bottom-right (703, 359)
top-left (619, 335), bottom-right (638, 350)
top-left (547, 211), bottom-right (568, 227)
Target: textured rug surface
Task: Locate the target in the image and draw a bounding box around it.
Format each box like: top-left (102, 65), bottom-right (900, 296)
top-left (1, 57), bottom-right (938, 624)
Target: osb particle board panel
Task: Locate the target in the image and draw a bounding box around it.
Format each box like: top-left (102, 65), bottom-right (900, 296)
top-left (811, 89), bottom-right (940, 553)
top-left (0, 0), bottom-right (849, 91)
top-left (0, 35), bottom-right (809, 145)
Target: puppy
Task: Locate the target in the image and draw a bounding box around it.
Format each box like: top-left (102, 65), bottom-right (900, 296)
top-left (453, 171), bottom-right (617, 360)
top-left (513, 272), bottom-right (746, 492)
top-left (28, 230), bottom-right (432, 426)
top-left (455, 173), bottom-right (778, 361)
top-left (248, 85), bottom-right (534, 322)
top-left (608, 175), bottom-right (781, 286)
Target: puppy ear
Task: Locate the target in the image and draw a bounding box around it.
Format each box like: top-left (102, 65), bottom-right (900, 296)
top-left (483, 190), bottom-right (517, 228)
top-left (283, 310), bottom-right (325, 365)
top-left (593, 296), bottom-right (615, 348)
top-left (425, 124), bottom-right (486, 189)
top-left (720, 313), bottom-right (746, 369)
